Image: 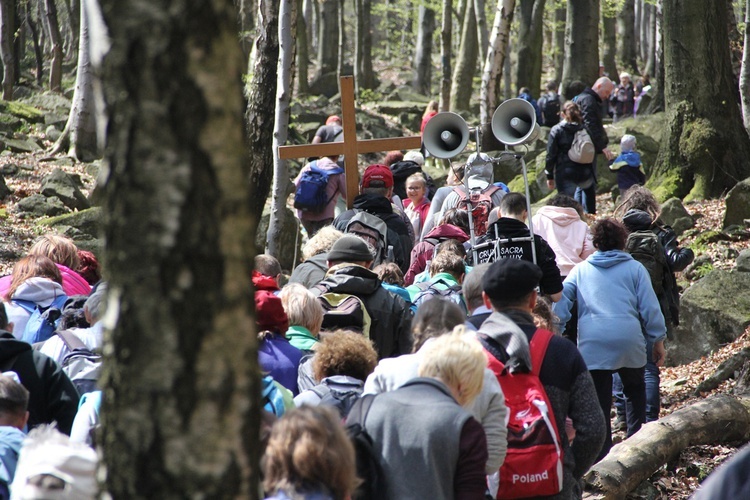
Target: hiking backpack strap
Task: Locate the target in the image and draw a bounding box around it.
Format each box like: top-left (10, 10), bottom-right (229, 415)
top-left (528, 328), bottom-right (554, 376)
top-left (55, 330), bottom-right (88, 351)
top-left (11, 299), bottom-right (36, 314)
top-left (347, 393), bottom-right (377, 427)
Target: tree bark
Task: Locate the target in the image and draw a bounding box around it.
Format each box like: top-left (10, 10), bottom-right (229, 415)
top-left (336, 0), bottom-right (344, 95)
top-left (601, 1), bottom-right (618, 80)
top-left (514, 0), bottom-right (546, 94)
top-left (42, 0), bottom-right (63, 92)
top-left (652, 0), bottom-right (750, 201)
top-left (412, 5), bottom-right (435, 95)
top-left (247, 0), bottom-right (279, 216)
top-left (741, 0), bottom-right (750, 134)
top-left (25, 1), bottom-right (44, 86)
top-left (616, 0), bottom-right (638, 74)
top-left (583, 394), bottom-right (750, 499)
top-left (99, 0), bottom-right (259, 496)
top-left (360, 0), bottom-right (374, 89)
top-left (644, 0), bottom-right (656, 77)
top-left (317, 0), bottom-right (338, 76)
top-left (0, 0), bottom-right (14, 100)
top-left (296, 0), bottom-right (309, 94)
top-left (450, 0), bottom-right (477, 112)
top-left (64, 0), bottom-right (80, 62)
top-left (50, 0), bottom-right (98, 161)
top-left (726, 0), bottom-right (742, 87)
top-left (561, 0), bottom-right (600, 99)
top-left (552, 5), bottom-right (565, 86)
top-left (235, 0), bottom-right (255, 57)
top-left (268, 0), bottom-right (295, 258)
top-left (439, 0), bottom-right (452, 110)
top-left (474, 0), bottom-right (489, 68)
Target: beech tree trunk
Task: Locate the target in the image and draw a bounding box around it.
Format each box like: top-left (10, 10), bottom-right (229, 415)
top-left (644, 1), bottom-right (656, 77)
top-left (561, 0), bottom-right (600, 99)
top-left (450, 0), bottom-right (478, 112)
top-left (317, 0), bottom-right (338, 76)
top-left (652, 0), bottom-right (750, 201)
top-left (412, 5), bottom-right (434, 95)
top-left (514, 0), bottom-right (546, 95)
top-left (25, 1), bottom-right (44, 86)
top-left (601, 2), bottom-right (618, 81)
top-left (616, 0), bottom-right (638, 74)
top-left (474, 0), bottom-right (488, 68)
top-left (99, 0), bottom-right (259, 496)
top-left (741, 0), bottom-right (750, 134)
top-left (644, 0), bottom-right (664, 113)
top-left (439, 0), bottom-right (452, 110)
top-left (0, 0), bottom-right (14, 100)
top-left (247, 0), bottom-right (279, 216)
top-left (268, 0), bottom-right (295, 257)
top-left (552, 5), bottom-right (565, 86)
top-left (295, 0), bottom-right (309, 94)
top-left (584, 394), bottom-right (750, 499)
top-left (43, 0), bottom-right (63, 92)
top-left (360, 0), bottom-right (374, 89)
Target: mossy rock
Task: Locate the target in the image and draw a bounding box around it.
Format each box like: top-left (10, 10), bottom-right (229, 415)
top-left (724, 178), bottom-right (750, 228)
top-left (38, 207), bottom-right (102, 240)
top-left (385, 86), bottom-right (431, 104)
top-left (19, 93), bottom-right (72, 113)
top-left (0, 113), bottom-right (22, 133)
top-left (371, 101), bottom-right (425, 117)
top-left (0, 101), bottom-right (44, 123)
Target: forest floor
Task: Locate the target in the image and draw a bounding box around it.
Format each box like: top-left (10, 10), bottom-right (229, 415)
top-left (1, 110), bottom-right (749, 499)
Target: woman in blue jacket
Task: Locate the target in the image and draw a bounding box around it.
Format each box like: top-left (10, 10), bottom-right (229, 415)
top-left (553, 218), bottom-right (666, 460)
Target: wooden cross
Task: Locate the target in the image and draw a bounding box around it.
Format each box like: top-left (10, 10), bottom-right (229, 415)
top-left (278, 76), bottom-right (423, 208)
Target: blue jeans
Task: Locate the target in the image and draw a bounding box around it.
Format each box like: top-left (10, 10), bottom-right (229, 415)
top-left (614, 341), bottom-right (661, 422)
top-left (574, 183), bottom-right (597, 214)
top-left (591, 366), bottom-right (646, 461)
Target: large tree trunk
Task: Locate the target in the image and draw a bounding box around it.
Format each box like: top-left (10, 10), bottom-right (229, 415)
top-left (268, 0), bottom-right (295, 257)
top-left (247, 0), bottom-right (279, 216)
top-left (474, 0), bottom-right (489, 68)
top-left (412, 5), bottom-right (434, 95)
top-left (64, 0), bottom-right (80, 63)
top-left (42, 0), bottom-right (63, 92)
top-left (643, 1), bottom-right (656, 77)
top-left (552, 5), bottom-right (565, 86)
top-left (741, 0), bottom-right (750, 134)
top-left (726, 0), bottom-right (742, 88)
top-left (439, 0), bottom-right (452, 110)
top-left (317, 0), bottom-right (338, 76)
top-left (450, 0), bottom-right (478, 112)
top-left (652, 0), bottom-right (750, 201)
top-left (601, 2), bottom-right (618, 80)
top-left (0, 0), bottom-right (14, 100)
top-left (514, 0), bottom-right (546, 95)
top-left (616, 0), bottom-right (638, 74)
top-left (336, 0), bottom-right (344, 95)
top-left (99, 0), bottom-right (259, 496)
top-left (360, 0), bottom-right (374, 89)
top-left (561, 0), bottom-right (600, 99)
top-left (295, 0), bottom-right (309, 95)
top-left (584, 394), bottom-right (750, 499)
top-left (479, 0), bottom-right (515, 149)
top-left (50, 0), bottom-right (98, 161)
top-left (25, 1), bottom-right (44, 86)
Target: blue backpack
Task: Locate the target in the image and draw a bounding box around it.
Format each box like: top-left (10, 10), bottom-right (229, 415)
top-left (14, 295), bottom-right (68, 345)
top-left (294, 161), bottom-right (344, 213)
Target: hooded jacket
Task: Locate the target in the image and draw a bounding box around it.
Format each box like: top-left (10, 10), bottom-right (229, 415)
top-left (532, 206), bottom-right (595, 276)
top-left (288, 253), bottom-right (328, 288)
top-left (610, 151), bottom-right (645, 191)
top-left (313, 264), bottom-right (413, 359)
top-left (575, 88), bottom-right (609, 153)
top-left (389, 160), bottom-right (437, 201)
top-left (0, 331), bottom-right (79, 434)
top-left (553, 250), bottom-right (667, 371)
top-left (404, 224), bottom-right (469, 285)
top-left (5, 278), bottom-right (67, 339)
top-left (622, 209), bottom-right (695, 273)
top-left (545, 121), bottom-right (596, 189)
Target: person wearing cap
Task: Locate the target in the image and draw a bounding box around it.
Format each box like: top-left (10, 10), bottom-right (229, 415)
top-left (610, 72), bottom-right (635, 122)
top-left (552, 218), bottom-right (666, 460)
top-left (333, 164), bottom-right (413, 273)
top-left (312, 235), bottom-right (413, 359)
top-left (477, 258), bottom-right (605, 497)
top-left (609, 134), bottom-right (645, 194)
top-left (312, 115), bottom-right (343, 144)
top-left (257, 290), bottom-right (303, 396)
top-left (476, 193), bottom-right (564, 302)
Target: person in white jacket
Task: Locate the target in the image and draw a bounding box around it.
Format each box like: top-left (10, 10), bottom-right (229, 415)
top-left (532, 194), bottom-right (595, 278)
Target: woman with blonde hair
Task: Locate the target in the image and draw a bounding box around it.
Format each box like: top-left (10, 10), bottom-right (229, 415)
top-left (288, 226), bottom-right (343, 288)
top-left (0, 235), bottom-right (91, 298)
top-left (3, 255), bottom-right (67, 339)
top-left (279, 283), bottom-right (324, 354)
top-left (263, 405), bottom-right (358, 500)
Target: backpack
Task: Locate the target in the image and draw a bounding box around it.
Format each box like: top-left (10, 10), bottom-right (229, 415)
top-left (480, 328), bottom-right (564, 499)
top-left (454, 185), bottom-right (500, 237)
top-left (294, 161), bottom-right (344, 213)
top-left (411, 278), bottom-right (467, 313)
top-left (345, 211), bottom-right (391, 267)
top-left (567, 128), bottom-right (596, 164)
top-left (310, 384), bottom-right (362, 419)
top-left (55, 330), bottom-right (102, 396)
top-left (317, 292), bottom-right (372, 338)
top-left (539, 94), bottom-right (560, 127)
top-left (262, 375), bottom-right (292, 417)
top-left (15, 295), bottom-right (68, 345)
top-left (346, 394), bottom-right (388, 500)
top-left (625, 229), bottom-right (668, 294)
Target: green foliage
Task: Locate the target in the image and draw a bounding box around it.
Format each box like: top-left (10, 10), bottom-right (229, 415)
top-left (359, 88), bottom-right (383, 103)
top-left (693, 262), bottom-right (714, 280)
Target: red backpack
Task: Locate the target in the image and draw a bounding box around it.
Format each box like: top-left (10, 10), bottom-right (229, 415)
top-left (481, 328), bottom-right (564, 499)
top-left (453, 185), bottom-right (500, 237)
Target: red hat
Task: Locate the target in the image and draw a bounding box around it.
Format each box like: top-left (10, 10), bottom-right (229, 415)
top-left (255, 290), bottom-right (289, 334)
top-left (326, 115), bottom-right (341, 125)
top-left (361, 164), bottom-right (394, 188)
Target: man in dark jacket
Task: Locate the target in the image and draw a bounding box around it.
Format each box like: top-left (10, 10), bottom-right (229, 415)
top-left (334, 164), bottom-right (413, 273)
top-left (477, 258), bottom-right (606, 498)
top-left (313, 235), bottom-right (413, 359)
top-left (0, 304), bottom-right (79, 434)
top-left (574, 77), bottom-right (615, 214)
top-left (475, 193), bottom-right (563, 301)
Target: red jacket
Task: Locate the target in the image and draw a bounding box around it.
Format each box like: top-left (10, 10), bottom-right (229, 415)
top-left (404, 224), bottom-right (469, 285)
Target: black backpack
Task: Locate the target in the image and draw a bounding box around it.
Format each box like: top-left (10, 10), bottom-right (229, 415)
top-left (625, 229), bottom-right (668, 294)
top-left (539, 93), bottom-right (560, 127)
top-left (310, 384), bottom-right (361, 419)
top-left (346, 395), bottom-right (388, 500)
